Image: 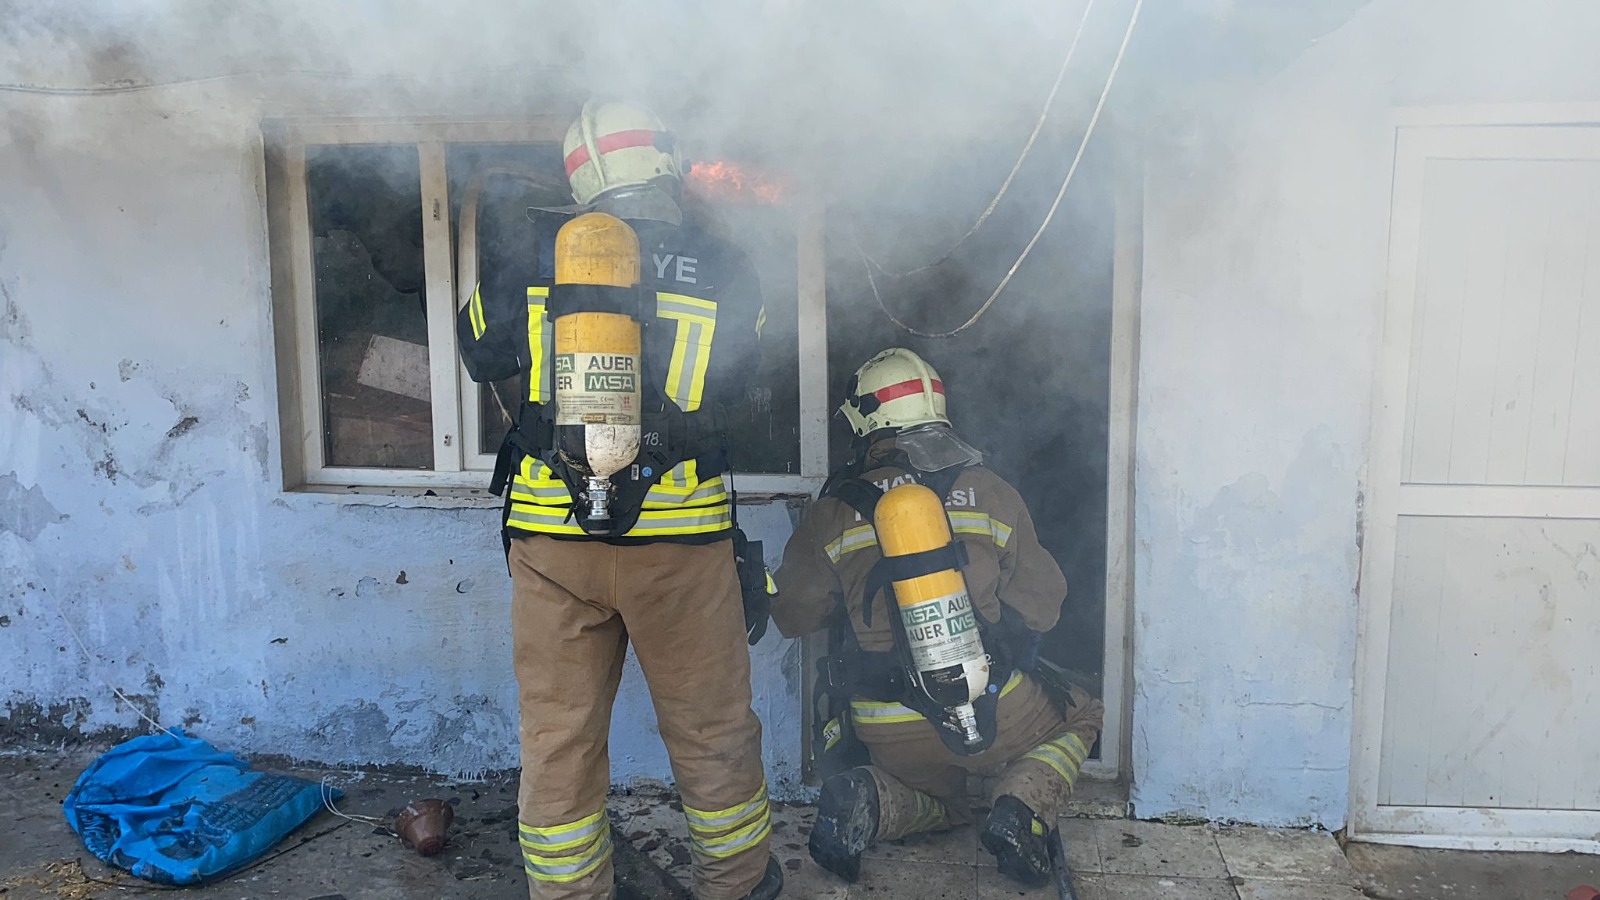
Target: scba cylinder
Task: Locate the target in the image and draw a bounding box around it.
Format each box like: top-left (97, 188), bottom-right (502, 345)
top-left (551, 212), bottom-right (643, 530)
top-left (874, 482), bottom-right (991, 746)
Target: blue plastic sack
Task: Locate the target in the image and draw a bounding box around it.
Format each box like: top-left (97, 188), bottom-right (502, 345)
top-left (62, 731), bottom-right (334, 886)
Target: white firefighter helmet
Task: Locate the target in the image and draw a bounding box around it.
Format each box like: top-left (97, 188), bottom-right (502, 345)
top-left (841, 348), bottom-right (948, 437)
top-left (841, 348), bottom-right (982, 470)
top-left (563, 100), bottom-right (682, 210)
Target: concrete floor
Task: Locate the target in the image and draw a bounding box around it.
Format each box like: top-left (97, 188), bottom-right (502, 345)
top-left (1, 749), bottom-right (1597, 900)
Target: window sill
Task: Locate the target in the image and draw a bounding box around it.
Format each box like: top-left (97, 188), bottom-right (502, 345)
top-left (282, 484), bottom-right (504, 509)
top-left (280, 476), bottom-right (825, 510)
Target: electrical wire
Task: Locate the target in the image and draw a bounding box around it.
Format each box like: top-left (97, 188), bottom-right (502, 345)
top-left (32, 577), bottom-right (174, 736)
top-left (865, 0), bottom-right (1144, 339)
top-left (37, 571), bottom-right (394, 835)
top-left (321, 775), bottom-right (397, 832)
top-left (854, 0), bottom-right (1098, 280)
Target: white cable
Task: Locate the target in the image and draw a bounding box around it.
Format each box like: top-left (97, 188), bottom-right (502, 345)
top-left (867, 0), bottom-right (1144, 339)
top-left (855, 0), bottom-right (1098, 279)
top-left (320, 776), bottom-right (395, 831)
top-left (40, 572), bottom-right (391, 829)
top-left (32, 578), bottom-right (173, 736)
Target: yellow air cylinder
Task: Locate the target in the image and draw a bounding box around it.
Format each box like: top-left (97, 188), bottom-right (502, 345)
top-left (875, 482), bottom-right (991, 746)
top-left (551, 212), bottom-right (643, 529)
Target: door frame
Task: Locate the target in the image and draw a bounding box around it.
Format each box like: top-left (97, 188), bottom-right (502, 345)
top-left (1350, 104), bottom-right (1600, 853)
top-left (799, 139), bottom-right (1141, 787)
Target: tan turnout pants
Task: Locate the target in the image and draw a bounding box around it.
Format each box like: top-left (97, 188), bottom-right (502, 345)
top-left (851, 673), bottom-right (1104, 840)
top-left (511, 535), bottom-right (772, 900)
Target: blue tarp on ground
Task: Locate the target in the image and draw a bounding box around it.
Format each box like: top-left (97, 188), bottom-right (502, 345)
top-left (62, 731), bottom-right (332, 886)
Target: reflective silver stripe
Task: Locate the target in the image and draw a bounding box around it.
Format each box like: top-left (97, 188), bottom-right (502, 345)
top-left (511, 481), bottom-right (571, 502)
top-left (656, 294), bottom-right (717, 320)
top-left (1022, 733), bottom-right (1090, 784)
top-left (528, 287), bottom-right (551, 402)
top-left (508, 503), bottom-right (733, 536)
top-left (691, 810), bottom-right (771, 859)
top-left (825, 525), bottom-right (878, 563)
top-left (948, 511), bottom-right (1014, 549)
top-left (851, 671), bottom-right (1025, 725)
top-left (644, 476), bottom-right (727, 507)
top-left (656, 292), bottom-right (717, 411)
top-left (989, 519), bottom-right (1014, 548)
top-left (521, 830), bottom-right (612, 882)
top-left (685, 783), bottom-right (768, 832)
top-left (518, 812), bottom-right (606, 850)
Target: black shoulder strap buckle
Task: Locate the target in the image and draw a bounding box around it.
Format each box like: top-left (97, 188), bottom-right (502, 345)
top-left (861, 540), bottom-right (970, 628)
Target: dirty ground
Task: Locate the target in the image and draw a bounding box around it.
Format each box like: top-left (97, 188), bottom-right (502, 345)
top-left (2, 750), bottom-right (1596, 900)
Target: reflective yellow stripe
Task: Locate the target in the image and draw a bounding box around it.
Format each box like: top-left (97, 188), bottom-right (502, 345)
top-left (518, 811), bottom-right (606, 851)
top-left (947, 512), bottom-right (1014, 549)
top-left (905, 790), bottom-right (949, 834)
top-left (519, 811), bottom-right (613, 883)
top-left (851, 671), bottom-right (1025, 726)
top-left (755, 305), bottom-right (767, 339)
top-left (1022, 732), bottom-right (1090, 786)
top-left (644, 475), bottom-right (728, 508)
top-left (511, 457), bottom-right (571, 504)
top-left (693, 810), bottom-right (771, 859)
top-left (684, 783), bottom-right (771, 860)
top-left (824, 513), bottom-right (1014, 564)
top-left (825, 525), bottom-right (878, 563)
top-left (507, 502), bottom-right (733, 537)
top-left (469, 284), bottom-right (487, 339)
top-left (521, 831), bottom-right (612, 882)
top-left (656, 292), bottom-right (717, 412)
top-left (527, 287), bottom-right (550, 402)
top-left (684, 782), bottom-right (767, 832)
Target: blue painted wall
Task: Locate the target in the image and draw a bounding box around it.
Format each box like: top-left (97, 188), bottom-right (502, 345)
top-left (0, 86), bottom-right (805, 795)
top-left (1130, 0), bottom-right (1600, 827)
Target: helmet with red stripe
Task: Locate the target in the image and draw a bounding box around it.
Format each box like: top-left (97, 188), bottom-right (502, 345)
top-left (840, 348), bottom-right (949, 438)
top-left (563, 100), bottom-right (682, 207)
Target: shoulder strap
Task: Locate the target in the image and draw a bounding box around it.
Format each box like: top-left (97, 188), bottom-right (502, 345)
top-left (825, 478), bottom-right (884, 521)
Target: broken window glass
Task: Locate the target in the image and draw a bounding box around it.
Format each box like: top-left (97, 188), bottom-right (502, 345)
top-left (306, 144), bottom-right (433, 469)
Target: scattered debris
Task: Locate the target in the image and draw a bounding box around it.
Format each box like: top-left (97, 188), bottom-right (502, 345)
top-left (0, 859), bottom-right (116, 900)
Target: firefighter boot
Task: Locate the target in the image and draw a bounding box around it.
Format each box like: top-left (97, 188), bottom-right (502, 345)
top-left (808, 768), bottom-right (880, 883)
top-left (738, 856), bottom-right (784, 900)
top-left (980, 795), bottom-right (1053, 888)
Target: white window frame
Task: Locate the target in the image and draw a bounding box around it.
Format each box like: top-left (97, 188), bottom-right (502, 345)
top-left (264, 117), bottom-right (829, 496)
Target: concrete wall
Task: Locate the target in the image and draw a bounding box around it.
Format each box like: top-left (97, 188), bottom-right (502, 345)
top-left (1132, 0), bottom-right (1600, 826)
top-left (0, 83), bottom-right (805, 792)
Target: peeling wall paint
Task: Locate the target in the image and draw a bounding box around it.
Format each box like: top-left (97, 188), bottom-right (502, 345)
top-left (1132, 0), bottom-right (1600, 827)
top-left (0, 85), bottom-right (804, 794)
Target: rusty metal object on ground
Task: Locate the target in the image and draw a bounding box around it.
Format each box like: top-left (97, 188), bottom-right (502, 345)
top-left (394, 799), bottom-right (454, 857)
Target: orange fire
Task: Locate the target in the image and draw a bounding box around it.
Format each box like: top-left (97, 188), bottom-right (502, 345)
top-left (686, 160), bottom-right (790, 206)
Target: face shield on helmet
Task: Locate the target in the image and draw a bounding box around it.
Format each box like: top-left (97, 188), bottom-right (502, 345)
top-left (839, 348), bottom-right (983, 471)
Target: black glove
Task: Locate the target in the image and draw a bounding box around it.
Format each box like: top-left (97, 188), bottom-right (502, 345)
top-left (733, 529), bottom-right (773, 646)
top-left (984, 603), bottom-right (1041, 673)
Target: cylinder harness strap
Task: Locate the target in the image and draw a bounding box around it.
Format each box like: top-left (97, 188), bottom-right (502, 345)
top-left (489, 282), bottom-right (729, 546)
top-left (812, 456), bottom-right (1003, 755)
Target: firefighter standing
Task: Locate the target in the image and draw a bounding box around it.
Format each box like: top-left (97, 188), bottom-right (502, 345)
top-left (458, 101), bottom-right (782, 900)
top-left (771, 348), bottom-right (1104, 888)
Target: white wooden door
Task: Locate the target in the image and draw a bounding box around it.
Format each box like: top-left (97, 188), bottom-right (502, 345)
top-left (1354, 123), bottom-right (1600, 852)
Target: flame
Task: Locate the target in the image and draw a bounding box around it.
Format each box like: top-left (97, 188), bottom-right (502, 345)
top-left (685, 160), bottom-right (790, 206)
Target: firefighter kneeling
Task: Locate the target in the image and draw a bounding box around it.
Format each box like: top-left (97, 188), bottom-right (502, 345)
top-left (771, 348), bottom-right (1105, 888)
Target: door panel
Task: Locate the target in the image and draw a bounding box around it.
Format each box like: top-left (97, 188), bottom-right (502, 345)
top-left (1355, 122), bottom-right (1600, 850)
